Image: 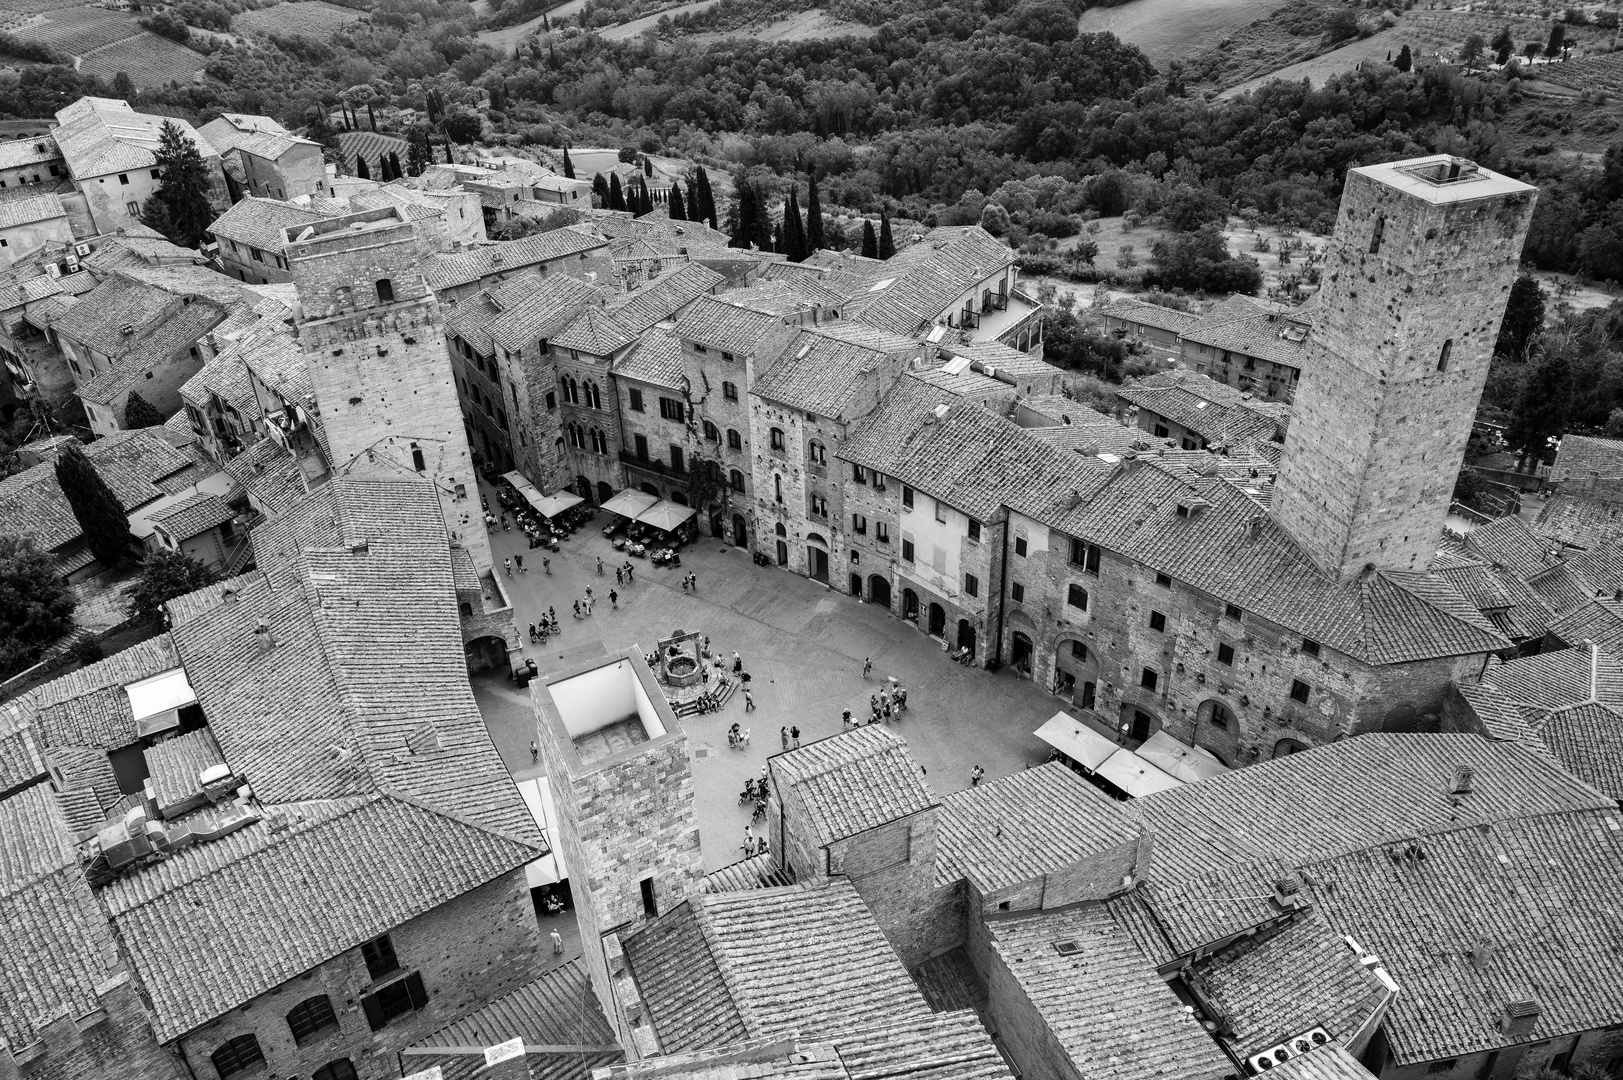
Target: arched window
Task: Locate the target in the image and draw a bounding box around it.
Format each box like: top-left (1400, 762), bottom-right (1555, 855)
top-left (729, 468), bottom-right (745, 492)
top-left (704, 420), bottom-right (720, 442)
top-left (313, 1061), bottom-right (357, 1080)
top-left (706, 460), bottom-right (721, 481)
top-left (375, 279), bottom-right (394, 304)
top-left (409, 442), bottom-right (425, 472)
top-left (770, 428), bottom-right (785, 452)
top-left (286, 995), bottom-right (338, 1046)
top-left (568, 424), bottom-right (585, 449)
top-left (809, 441), bottom-right (826, 465)
top-left (1067, 584), bottom-right (1089, 610)
top-left (1437, 338), bottom-right (1452, 371)
top-left (585, 381), bottom-right (602, 409)
top-left (774, 474), bottom-right (783, 503)
top-left (727, 429), bottom-right (742, 450)
top-left (211, 1035), bottom-right (265, 1080)
top-left (563, 375), bottom-right (578, 405)
top-left (723, 381), bottom-right (738, 401)
top-left (775, 522), bottom-right (787, 536)
top-left (590, 428), bottom-right (607, 454)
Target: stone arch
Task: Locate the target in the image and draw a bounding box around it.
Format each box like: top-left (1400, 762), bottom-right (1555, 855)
top-left (1052, 632), bottom-right (1099, 708)
top-left (1272, 737), bottom-right (1310, 758)
top-left (1193, 698), bottom-right (1242, 765)
top-left (1381, 702), bottom-right (1420, 732)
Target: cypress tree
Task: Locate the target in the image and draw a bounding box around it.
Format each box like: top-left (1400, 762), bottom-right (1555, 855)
top-left (668, 183), bottom-right (687, 220)
top-left (563, 147), bottom-right (574, 179)
top-left (388, 151), bottom-right (403, 180)
top-left (355, 155), bottom-right (371, 180)
top-left (750, 183), bottom-right (773, 252)
top-left (878, 212), bottom-right (895, 259)
top-left (695, 167), bottom-right (717, 228)
top-left (407, 130), bottom-right (428, 176)
top-left (366, 102), bottom-right (377, 131)
top-left (55, 443), bottom-right (130, 569)
top-left (643, 156), bottom-right (653, 177)
top-left (123, 391), bottom-right (165, 429)
top-left (686, 178), bottom-right (701, 221)
top-left (151, 120), bottom-right (216, 248)
top-left (443, 136), bottom-right (454, 163)
top-left (783, 188), bottom-right (807, 262)
top-left (730, 183), bottom-right (754, 248)
top-left (593, 172), bottom-right (610, 205)
top-left (609, 173), bottom-right (626, 212)
top-left (861, 219), bottom-right (878, 258)
top-left (805, 173), bottom-right (824, 253)
top-left (773, 222), bottom-right (784, 254)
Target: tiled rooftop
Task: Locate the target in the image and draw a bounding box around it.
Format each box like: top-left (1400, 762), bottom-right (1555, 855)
top-left (605, 262), bottom-right (723, 335)
top-left (753, 323), bottom-right (922, 418)
top-left (1550, 433), bottom-right (1623, 483)
top-left (771, 727), bottom-right (935, 847)
top-left (610, 324), bottom-right (685, 390)
top-left (54, 97), bottom-right (218, 179)
top-left (422, 227), bottom-right (609, 291)
top-left (207, 196), bottom-right (323, 252)
top-left (1095, 296), bottom-right (1202, 335)
top-left (0, 190), bottom-right (66, 229)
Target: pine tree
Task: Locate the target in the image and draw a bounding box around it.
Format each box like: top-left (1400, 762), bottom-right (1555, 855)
top-left (861, 219), bottom-right (878, 259)
top-left (126, 549), bottom-right (220, 627)
top-left (668, 183), bottom-right (687, 220)
top-left (609, 173), bottom-right (626, 212)
top-left (1394, 44), bottom-right (1412, 71)
top-left (1507, 351), bottom-right (1573, 466)
top-left (55, 443), bottom-right (130, 569)
top-left (407, 131), bottom-right (428, 176)
top-left (152, 120), bottom-right (216, 248)
top-left (563, 147), bottom-right (574, 179)
top-left (139, 193), bottom-right (180, 246)
top-left (355, 155), bottom-right (371, 180)
top-left (783, 188), bottom-right (807, 262)
top-left (695, 167), bottom-right (717, 228)
top-left (750, 183), bottom-right (773, 252)
top-left (388, 151), bottom-right (403, 180)
top-left (123, 391), bottom-right (165, 429)
top-left (878, 212), bottom-right (895, 259)
top-left (730, 183), bottom-right (754, 248)
top-left (112, 71), bottom-right (135, 99)
top-left (805, 173), bottom-right (824, 253)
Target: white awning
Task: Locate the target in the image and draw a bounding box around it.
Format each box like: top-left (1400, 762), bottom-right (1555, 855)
top-left (1033, 712), bottom-right (1117, 771)
top-left (125, 668), bottom-right (196, 737)
top-left (1095, 750), bottom-right (1183, 798)
top-left (1136, 730), bottom-right (1230, 784)
top-left (517, 776), bottom-right (564, 887)
top-left (531, 491), bottom-right (583, 518)
top-left (500, 470), bottom-right (544, 503)
top-left (601, 489), bottom-right (660, 518)
top-left (636, 500), bottom-right (697, 532)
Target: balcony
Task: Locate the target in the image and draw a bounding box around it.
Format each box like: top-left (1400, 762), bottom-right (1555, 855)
top-left (959, 308), bottom-right (981, 330)
top-left (974, 288), bottom-right (1042, 344)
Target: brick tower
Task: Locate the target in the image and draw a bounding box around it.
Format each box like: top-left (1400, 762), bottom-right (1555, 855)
top-left (284, 207), bottom-right (492, 573)
top-left (1272, 156), bottom-right (1536, 582)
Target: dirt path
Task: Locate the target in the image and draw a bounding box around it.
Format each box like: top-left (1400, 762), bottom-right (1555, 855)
top-left (1220, 25), bottom-right (1407, 97)
top-left (1076, 0), bottom-right (1296, 67)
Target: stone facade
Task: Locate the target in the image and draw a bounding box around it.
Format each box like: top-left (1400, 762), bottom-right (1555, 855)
top-left (0, 973), bottom-right (180, 1080)
top-left (176, 872), bottom-right (541, 1080)
top-left (1273, 158), bottom-right (1537, 582)
top-left (235, 143), bottom-right (325, 202)
top-left (285, 207), bottom-right (491, 574)
top-left (556, 346), bottom-right (626, 504)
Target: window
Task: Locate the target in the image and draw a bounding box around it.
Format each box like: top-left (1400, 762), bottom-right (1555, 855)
top-left (902, 486), bottom-right (914, 509)
top-left (810, 493), bottom-right (826, 517)
top-left (721, 351), bottom-right (734, 361)
top-left (1014, 536), bottom-right (1027, 557)
top-left (211, 1035), bottom-right (264, 1079)
top-left (1070, 640), bottom-right (1087, 661)
top-left (729, 469), bottom-right (745, 492)
top-left (1070, 538), bottom-right (1100, 574)
top-left (1425, 1062), bottom-right (1458, 1075)
top-left (1149, 611), bottom-right (1166, 632)
top-left (410, 443), bottom-right (425, 472)
top-left (563, 376), bottom-right (579, 405)
top-left (774, 474), bottom-right (783, 503)
top-left (313, 1061), bottom-right (358, 1080)
top-left (286, 996), bottom-right (338, 1046)
top-left (1301, 638), bottom-right (1321, 658)
top-left (634, 434), bottom-right (648, 460)
top-left (1155, 572), bottom-right (1171, 587)
top-left (1140, 668), bottom-right (1159, 691)
top-left (546, 391), bottom-right (557, 409)
top-left (118, 173), bottom-right (130, 185)
top-left (902, 539), bottom-right (915, 562)
top-left (1437, 338), bottom-right (1452, 372)
top-left (934, 500), bottom-right (947, 524)
top-left (1067, 584), bottom-right (1088, 610)
top-left (1217, 643), bottom-right (1234, 665)
top-left (1224, 603), bottom-right (1242, 620)
top-left (126, 200), bottom-right (141, 216)
top-left (568, 425), bottom-right (585, 449)
top-left (727, 428), bottom-right (742, 450)
top-left (670, 445), bottom-right (684, 472)
top-left (876, 522), bottom-right (890, 544)
top-left (1369, 213), bottom-right (1385, 254)
top-left (497, 408), bottom-right (508, 431)
top-left (629, 388), bottom-right (644, 412)
top-left (361, 934), bottom-right (399, 980)
top-left (967, 519), bottom-right (981, 542)
top-left (809, 441), bottom-right (826, 465)
top-left (591, 428), bottom-right (608, 454)
top-left (641, 877), bottom-right (658, 916)
top-left (853, 464), bottom-right (866, 484)
top-left (585, 381), bottom-right (602, 409)
top-left (151, 169), bottom-right (161, 180)
top-left (853, 513), bottom-right (867, 535)
top-left (704, 420), bottom-right (719, 442)
top-left (693, 343), bottom-right (708, 354)
top-left (1153, 423), bottom-right (1169, 438)
top-left (723, 381), bottom-right (738, 401)
top-left (659, 396), bottom-right (685, 422)
top-left (1289, 679), bottom-right (1311, 704)
top-left (375, 279), bottom-right (395, 304)
top-left (361, 973), bottom-right (427, 1031)
top-left (770, 427), bottom-right (785, 452)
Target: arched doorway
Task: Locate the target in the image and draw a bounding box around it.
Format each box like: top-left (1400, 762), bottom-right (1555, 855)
top-left (576, 475), bottom-right (592, 500)
top-left (1121, 705), bottom-right (1159, 745)
top-left (640, 482), bottom-right (659, 497)
top-left (710, 511), bottom-right (724, 538)
top-left (1054, 637), bottom-right (1097, 706)
top-left (928, 603), bottom-right (946, 638)
top-left (1273, 738), bottom-right (1308, 758)
top-left (957, 619), bottom-right (976, 659)
top-left (464, 635), bottom-right (509, 673)
top-left (806, 532), bottom-right (829, 583)
top-left (670, 491), bottom-right (689, 505)
top-left (1195, 699), bottom-right (1238, 765)
top-left (1382, 703), bottom-right (1419, 732)
top-left (902, 589), bottom-right (919, 622)
top-left (850, 573), bottom-right (863, 596)
top-left (869, 575), bottom-right (891, 610)
top-left (776, 540), bottom-right (788, 565)
top-left (1010, 631), bottom-right (1033, 674)
top-left (732, 514), bottom-right (747, 548)
top-left (597, 481), bottom-right (614, 505)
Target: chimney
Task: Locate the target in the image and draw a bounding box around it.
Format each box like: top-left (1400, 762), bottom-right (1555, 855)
top-left (1449, 765), bottom-right (1475, 798)
top-left (221, 586), bottom-right (238, 605)
top-left (481, 1038), bottom-right (527, 1080)
top-left (1247, 517), bottom-right (1264, 540)
top-left (253, 621), bottom-right (275, 651)
top-left (1498, 1000), bottom-right (1541, 1042)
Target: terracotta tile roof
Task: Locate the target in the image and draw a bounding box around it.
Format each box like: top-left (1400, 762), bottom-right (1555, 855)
top-left (54, 97), bottom-right (218, 179)
top-left (934, 761), bottom-right (1143, 890)
top-left (909, 363), bottom-right (1011, 402)
top-left (831, 1012), bottom-right (1013, 1079)
top-left (152, 491), bottom-right (235, 539)
top-left (142, 727), bottom-right (225, 816)
top-left (770, 728), bottom-right (934, 847)
top-left (592, 215), bottom-right (733, 255)
top-left (753, 323), bottom-right (922, 418)
top-left (221, 439), bottom-right (308, 516)
top-left (1547, 598), bottom-right (1623, 649)
top-left (1464, 515), bottom-right (1560, 578)
top-left (407, 959), bottom-right (623, 1080)
top-left (1536, 701), bottom-right (1623, 799)
top-left (0, 784), bottom-right (124, 1050)
top-left (1535, 493), bottom-right (1623, 550)
top-left (102, 791), bottom-right (538, 1042)
top-left (605, 263), bottom-right (723, 335)
top-left (1117, 371), bottom-right (1284, 452)
top-left (0, 135), bottom-right (59, 171)
top-left (699, 852), bottom-right (793, 894)
top-left (77, 300), bottom-right (225, 405)
top-left (1525, 561), bottom-right (1593, 615)
top-left (1264, 1045), bottom-right (1380, 1080)
top-left (422, 227), bottom-right (609, 292)
top-left (81, 233), bottom-right (202, 274)
top-left (623, 881), bottom-right (934, 1052)
top-left (1566, 544), bottom-right (1623, 596)
top-left (51, 275), bottom-right (180, 359)
top-left (1196, 911), bottom-right (1392, 1058)
top-left (842, 226), bottom-right (1014, 336)
top-left (0, 190), bottom-right (65, 229)
top-left (987, 904), bottom-right (1234, 1080)
top-left (1466, 645), bottom-right (1623, 798)
top-left (207, 196), bottom-right (323, 252)
top-left (610, 325), bottom-right (684, 390)
top-left (32, 685), bottom-right (134, 753)
top-left (1094, 297), bottom-right (1202, 335)
top-left (473, 273), bottom-right (604, 355)
top-left (1179, 303), bottom-right (1312, 370)
top-left (46, 744), bottom-right (121, 812)
top-left (197, 114), bottom-right (314, 162)
top-left (1550, 433), bottom-right (1623, 482)
top-left (180, 348), bottom-right (258, 416)
top-left (1303, 807), bottom-right (1623, 1065)
top-left (0, 431), bottom-right (194, 552)
top-left (552, 306), bottom-right (633, 356)
top-left (1127, 733), bottom-right (1613, 884)
top-left (672, 295), bottom-right (787, 355)
top-left (0, 712), bottom-right (45, 795)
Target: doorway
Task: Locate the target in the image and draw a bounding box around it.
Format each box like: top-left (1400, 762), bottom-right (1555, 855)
top-left (732, 514), bottom-right (747, 548)
top-left (776, 540), bottom-right (788, 565)
top-left (869, 575), bottom-right (891, 609)
top-left (808, 546), bottom-right (829, 583)
top-left (850, 573), bottom-right (863, 596)
top-left (928, 603), bottom-right (946, 638)
top-left (957, 619), bottom-right (976, 659)
top-left (1010, 631), bottom-right (1033, 674)
top-left (902, 589), bottom-right (918, 622)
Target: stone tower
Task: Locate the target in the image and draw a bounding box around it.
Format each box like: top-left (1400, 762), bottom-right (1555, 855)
top-left (1272, 155), bottom-right (1536, 582)
top-left (283, 207), bottom-right (491, 573)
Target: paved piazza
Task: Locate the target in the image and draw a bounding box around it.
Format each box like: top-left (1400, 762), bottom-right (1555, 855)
top-left (470, 493), bottom-right (1091, 871)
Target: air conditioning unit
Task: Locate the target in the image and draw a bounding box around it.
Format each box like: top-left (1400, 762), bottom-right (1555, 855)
top-left (65, 263), bottom-right (83, 274)
top-left (44, 262), bottom-right (61, 279)
top-left (264, 420), bottom-right (290, 450)
top-left (65, 251), bottom-right (78, 266)
top-left (73, 242), bottom-right (91, 257)
top-left (1248, 1028), bottom-right (1332, 1074)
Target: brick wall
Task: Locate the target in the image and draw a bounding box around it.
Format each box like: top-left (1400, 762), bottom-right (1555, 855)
top-left (0, 973), bottom-right (181, 1080)
top-left (175, 871), bottom-right (542, 1080)
top-left (555, 351), bottom-right (622, 502)
top-left (842, 463), bottom-right (906, 612)
top-left (830, 812), bottom-right (944, 970)
top-left (238, 144), bottom-right (325, 201)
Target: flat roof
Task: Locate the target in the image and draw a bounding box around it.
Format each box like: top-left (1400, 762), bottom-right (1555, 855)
top-left (1353, 155), bottom-right (1535, 205)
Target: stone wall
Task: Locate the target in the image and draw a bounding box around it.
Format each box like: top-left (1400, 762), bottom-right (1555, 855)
top-left (831, 812), bottom-right (944, 970)
top-left (238, 144), bottom-right (325, 202)
top-left (0, 972), bottom-right (181, 1080)
top-left (0, 215), bottom-right (73, 271)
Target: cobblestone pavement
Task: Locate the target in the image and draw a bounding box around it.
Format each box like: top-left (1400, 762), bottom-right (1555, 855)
top-left (470, 494), bottom-right (1093, 872)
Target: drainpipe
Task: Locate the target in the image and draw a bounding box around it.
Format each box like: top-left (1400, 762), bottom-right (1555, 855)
top-left (993, 514), bottom-right (1010, 668)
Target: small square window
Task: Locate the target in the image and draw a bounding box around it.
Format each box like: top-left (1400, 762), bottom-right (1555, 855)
top-left (1290, 679), bottom-right (1311, 703)
top-left (1070, 640), bottom-right (1087, 660)
top-left (628, 388), bottom-right (644, 412)
top-left (360, 935), bottom-right (399, 981)
top-left (1301, 639), bottom-right (1321, 658)
top-left (1217, 643), bottom-right (1234, 665)
top-left (1067, 584), bottom-right (1088, 610)
top-left (935, 500), bottom-right (947, 524)
top-left (1140, 668), bottom-right (1158, 690)
top-left (902, 539), bottom-right (915, 562)
top-left (1155, 572), bottom-right (1172, 587)
top-left (1149, 611), bottom-right (1166, 632)
top-left (1014, 536), bottom-right (1027, 557)
top-left (967, 519), bottom-right (981, 542)
top-left (968, 575), bottom-right (982, 598)
top-left (902, 486), bottom-right (914, 509)
top-left (118, 173), bottom-right (130, 185)
top-left (1224, 603), bottom-right (1242, 620)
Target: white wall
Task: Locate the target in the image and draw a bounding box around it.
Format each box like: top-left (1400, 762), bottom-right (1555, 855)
top-left (548, 658), bottom-right (666, 740)
top-left (900, 493), bottom-right (978, 600)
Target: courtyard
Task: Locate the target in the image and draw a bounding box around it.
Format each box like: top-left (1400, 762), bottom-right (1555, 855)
top-left (470, 499), bottom-right (1100, 873)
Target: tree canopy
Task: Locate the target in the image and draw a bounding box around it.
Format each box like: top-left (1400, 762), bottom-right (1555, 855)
top-left (148, 120), bottom-right (217, 248)
top-left (0, 536), bottom-right (76, 680)
top-left (126, 550), bottom-right (222, 627)
top-left (54, 443), bottom-right (131, 568)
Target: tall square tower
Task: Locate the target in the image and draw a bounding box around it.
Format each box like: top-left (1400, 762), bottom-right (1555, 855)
top-left (283, 207), bottom-right (492, 573)
top-left (1272, 156), bottom-right (1536, 582)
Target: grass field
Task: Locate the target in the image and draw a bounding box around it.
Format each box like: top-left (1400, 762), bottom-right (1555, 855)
top-left (1076, 0), bottom-right (1299, 67)
top-left (235, 1), bottom-right (366, 37)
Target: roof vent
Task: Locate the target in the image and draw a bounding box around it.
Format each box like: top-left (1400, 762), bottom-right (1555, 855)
top-left (253, 621), bottom-right (276, 651)
top-left (119, 323), bottom-right (135, 335)
top-left (1449, 764), bottom-right (1475, 798)
top-left (1498, 1000), bottom-right (1541, 1041)
top-left (1052, 941), bottom-right (1080, 956)
top-left (221, 586), bottom-right (238, 604)
top-left (933, 404), bottom-right (950, 420)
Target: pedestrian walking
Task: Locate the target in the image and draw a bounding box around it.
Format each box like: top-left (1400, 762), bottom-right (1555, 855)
top-left (790, 725), bottom-right (801, 749)
top-left (530, 740), bottom-right (538, 762)
top-left (883, 699), bottom-right (892, 721)
top-left (504, 556), bottom-right (512, 576)
top-left (548, 606), bottom-right (557, 624)
top-left (689, 572), bottom-right (698, 591)
top-left (597, 556), bottom-right (604, 576)
top-left (740, 725), bottom-right (751, 744)
top-left (756, 832), bottom-right (770, 857)
top-left (543, 557), bottom-right (551, 575)
top-left (781, 726), bottom-right (790, 750)
top-left (744, 688), bottom-right (755, 711)
top-left (610, 589), bottom-right (619, 609)
top-left (615, 566), bottom-right (624, 585)
top-left (625, 562), bottom-right (634, 582)
top-left (970, 765), bottom-right (985, 787)
top-left (586, 595), bottom-right (594, 614)
top-left (733, 651), bottom-right (742, 674)
top-left (897, 687), bottom-right (908, 711)
top-left (516, 554), bottom-right (526, 572)
top-left (842, 709), bottom-right (853, 730)
top-left (863, 657), bottom-right (872, 678)
top-left (585, 585), bottom-right (593, 600)
top-left (572, 600), bottom-right (582, 618)
top-left (528, 622), bottom-right (537, 641)
top-left (550, 929), bottom-right (563, 955)
top-left (743, 824), bottom-right (754, 855)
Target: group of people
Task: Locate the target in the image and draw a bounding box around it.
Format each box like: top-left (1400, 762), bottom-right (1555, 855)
top-left (679, 571), bottom-right (699, 591)
top-left (741, 823), bottom-right (771, 858)
top-left (528, 608), bottom-right (560, 641)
